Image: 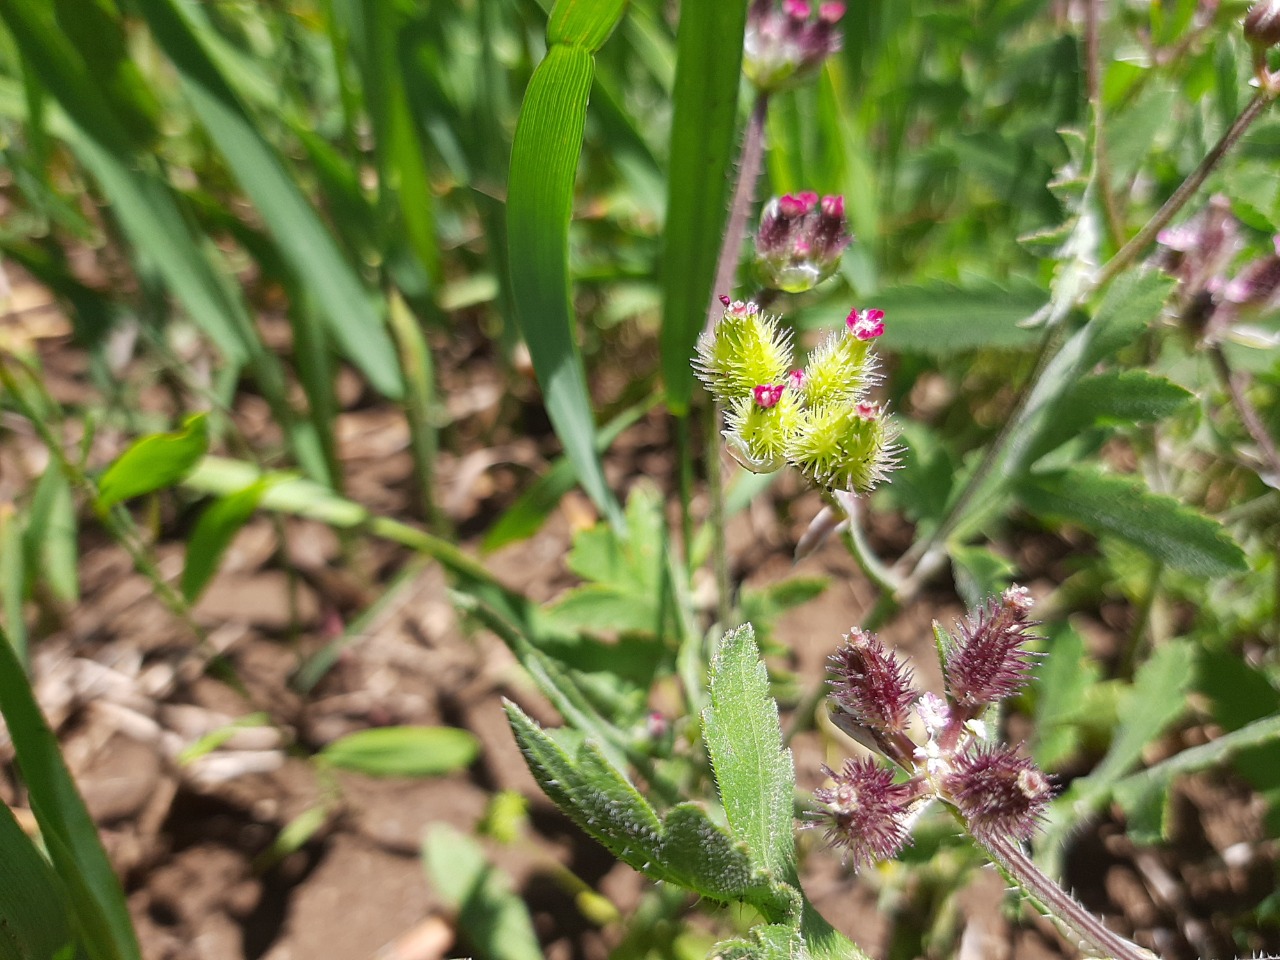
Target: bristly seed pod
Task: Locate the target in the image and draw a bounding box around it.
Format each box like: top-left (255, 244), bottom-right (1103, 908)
top-left (828, 628), bottom-right (919, 737)
top-left (810, 758), bottom-right (922, 868)
top-left (941, 744), bottom-right (1052, 841)
top-left (943, 585), bottom-right (1041, 710)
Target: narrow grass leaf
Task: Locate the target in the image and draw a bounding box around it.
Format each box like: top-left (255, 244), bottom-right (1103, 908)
top-left (1041, 640), bottom-right (1195, 862)
top-left (659, 0), bottom-right (747, 415)
top-left (0, 507), bottom-right (26, 664)
top-left (508, 35), bottom-right (624, 529)
top-left (0, 625), bottom-right (142, 960)
top-left (703, 624), bottom-right (797, 881)
top-left (547, 0), bottom-right (627, 48)
top-left (181, 480), bottom-right (271, 602)
top-left (24, 464), bottom-right (79, 603)
top-left (320, 726), bottom-right (480, 777)
top-left (134, 0), bottom-right (404, 398)
top-left (0, 802), bottom-right (76, 960)
top-left (422, 824), bottom-right (542, 960)
top-left (96, 414), bottom-right (209, 511)
top-left (1015, 467), bottom-right (1246, 577)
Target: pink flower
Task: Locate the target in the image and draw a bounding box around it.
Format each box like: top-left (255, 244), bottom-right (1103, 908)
top-left (847, 308), bottom-right (885, 340)
top-left (752, 383), bottom-right (786, 408)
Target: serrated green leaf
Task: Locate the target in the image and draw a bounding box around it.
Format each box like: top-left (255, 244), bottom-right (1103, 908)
top-left (423, 823), bottom-right (542, 960)
top-left (505, 701), bottom-right (775, 909)
top-left (505, 700), bottom-right (664, 869)
top-left (703, 624), bottom-right (796, 881)
top-left (657, 803), bottom-right (772, 906)
top-left (712, 923), bottom-right (809, 960)
top-left (1027, 369), bottom-right (1193, 464)
top-left (1016, 467), bottom-right (1245, 576)
top-left (659, 0), bottom-right (747, 414)
top-left (508, 34), bottom-right (623, 530)
top-left (320, 726), bottom-right (479, 777)
top-left (1082, 270), bottom-right (1175, 366)
top-left (181, 480), bottom-right (271, 602)
top-left (853, 279), bottom-right (1046, 356)
top-left (96, 414), bottom-right (209, 510)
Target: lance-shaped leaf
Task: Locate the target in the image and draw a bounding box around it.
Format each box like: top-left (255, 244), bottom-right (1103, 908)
top-left (1015, 467), bottom-right (1246, 577)
top-left (703, 624), bottom-right (797, 881)
top-left (507, 0), bottom-right (627, 529)
top-left (505, 700), bottom-right (777, 908)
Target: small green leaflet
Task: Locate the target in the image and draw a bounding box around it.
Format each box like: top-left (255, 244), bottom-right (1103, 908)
top-left (96, 413), bottom-right (209, 511)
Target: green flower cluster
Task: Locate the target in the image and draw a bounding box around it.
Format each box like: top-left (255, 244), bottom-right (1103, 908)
top-left (695, 298), bottom-right (898, 495)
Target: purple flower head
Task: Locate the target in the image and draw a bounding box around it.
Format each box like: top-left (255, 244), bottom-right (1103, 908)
top-left (1223, 248), bottom-right (1280, 313)
top-left (943, 585), bottom-right (1041, 710)
top-left (828, 628), bottom-right (919, 737)
top-left (744, 0), bottom-right (844, 93)
top-left (754, 193), bottom-right (852, 293)
top-left (811, 758), bottom-right (921, 868)
top-left (942, 745), bottom-right (1052, 841)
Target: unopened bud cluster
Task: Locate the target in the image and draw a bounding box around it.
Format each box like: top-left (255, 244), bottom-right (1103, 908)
top-left (755, 192), bottom-right (852, 293)
top-left (695, 299), bottom-right (898, 496)
top-left (1157, 195), bottom-right (1280, 342)
top-left (812, 587), bottom-right (1052, 868)
top-left (744, 0), bottom-right (845, 92)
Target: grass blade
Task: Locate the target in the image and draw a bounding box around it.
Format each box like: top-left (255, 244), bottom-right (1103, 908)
top-left (133, 0), bottom-right (405, 399)
top-left (507, 3), bottom-right (628, 530)
top-left (0, 626), bottom-right (142, 960)
top-left (0, 801), bottom-right (76, 960)
top-left (658, 0), bottom-right (748, 415)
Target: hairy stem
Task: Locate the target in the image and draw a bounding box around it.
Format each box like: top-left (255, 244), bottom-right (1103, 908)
top-left (1210, 343), bottom-right (1280, 484)
top-left (1086, 0), bottom-right (1125, 248)
top-left (1096, 91), bottom-right (1275, 289)
top-left (982, 833), bottom-right (1156, 960)
top-left (895, 90), bottom-right (1276, 597)
top-left (704, 94), bottom-right (770, 336)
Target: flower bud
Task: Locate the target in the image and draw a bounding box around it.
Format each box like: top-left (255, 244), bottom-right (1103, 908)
top-left (1245, 1), bottom-right (1280, 51)
top-left (694, 299), bottom-right (793, 404)
top-left (754, 193), bottom-right (852, 293)
top-left (743, 0), bottom-right (845, 93)
top-left (828, 628), bottom-right (919, 737)
top-left (941, 745), bottom-right (1052, 841)
top-left (1223, 244), bottom-right (1280, 313)
top-left (943, 585), bottom-right (1041, 710)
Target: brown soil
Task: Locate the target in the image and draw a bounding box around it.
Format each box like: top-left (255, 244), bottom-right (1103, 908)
top-left (2, 266), bottom-right (1278, 960)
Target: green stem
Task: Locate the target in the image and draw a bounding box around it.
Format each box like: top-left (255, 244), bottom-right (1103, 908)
top-left (1096, 91), bottom-right (1275, 290)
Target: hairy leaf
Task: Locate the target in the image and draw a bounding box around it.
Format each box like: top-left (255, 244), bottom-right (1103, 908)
top-left (1015, 467), bottom-right (1245, 577)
